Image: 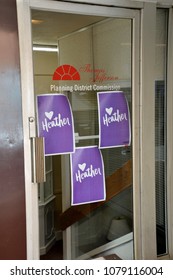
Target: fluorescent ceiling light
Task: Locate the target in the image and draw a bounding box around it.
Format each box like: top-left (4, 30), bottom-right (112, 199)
top-left (33, 45), bottom-right (58, 52)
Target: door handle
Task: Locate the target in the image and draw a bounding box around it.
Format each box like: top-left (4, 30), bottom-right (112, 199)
top-left (31, 137), bottom-right (46, 183)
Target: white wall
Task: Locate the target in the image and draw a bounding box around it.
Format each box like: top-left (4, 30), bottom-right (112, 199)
top-left (33, 51), bottom-right (58, 94)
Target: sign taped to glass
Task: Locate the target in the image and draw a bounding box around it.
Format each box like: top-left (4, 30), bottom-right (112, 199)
top-left (97, 91), bottom-right (131, 148)
top-left (71, 146), bottom-right (106, 205)
top-left (36, 93), bottom-right (75, 156)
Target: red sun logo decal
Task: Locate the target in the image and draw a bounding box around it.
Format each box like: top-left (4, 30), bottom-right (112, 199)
top-left (53, 64), bottom-right (80, 80)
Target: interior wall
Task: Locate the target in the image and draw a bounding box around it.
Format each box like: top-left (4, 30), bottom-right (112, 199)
top-left (0, 0), bottom-right (26, 259)
top-left (33, 51), bottom-right (58, 94)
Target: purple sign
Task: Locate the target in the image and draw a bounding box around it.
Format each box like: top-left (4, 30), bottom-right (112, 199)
top-left (97, 91), bottom-right (131, 148)
top-left (37, 94), bottom-right (75, 156)
top-left (71, 146), bottom-right (106, 205)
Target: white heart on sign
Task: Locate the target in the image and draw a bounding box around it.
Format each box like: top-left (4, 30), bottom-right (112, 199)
top-left (45, 111), bottom-right (54, 120)
top-left (105, 107), bottom-right (113, 115)
top-left (78, 163), bottom-right (86, 171)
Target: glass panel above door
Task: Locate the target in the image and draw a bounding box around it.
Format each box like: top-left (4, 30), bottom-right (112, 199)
top-left (32, 10), bottom-right (133, 260)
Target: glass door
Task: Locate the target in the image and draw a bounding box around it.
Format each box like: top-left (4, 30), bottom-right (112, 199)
top-left (31, 9), bottom-right (138, 260)
top-left (15, 0), bottom-right (140, 260)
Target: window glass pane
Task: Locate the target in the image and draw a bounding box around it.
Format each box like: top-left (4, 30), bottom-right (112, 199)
top-left (70, 18), bottom-right (133, 259)
top-left (155, 9), bottom-right (168, 256)
top-left (32, 10), bottom-right (133, 260)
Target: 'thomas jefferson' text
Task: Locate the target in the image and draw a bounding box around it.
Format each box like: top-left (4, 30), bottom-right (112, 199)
top-left (42, 113), bottom-right (70, 132)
